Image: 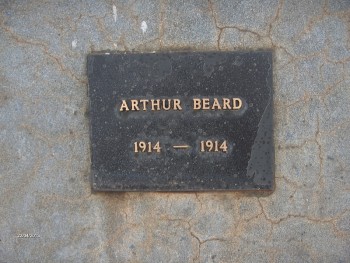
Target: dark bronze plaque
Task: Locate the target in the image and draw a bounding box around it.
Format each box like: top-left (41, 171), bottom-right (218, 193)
top-left (87, 51), bottom-right (274, 191)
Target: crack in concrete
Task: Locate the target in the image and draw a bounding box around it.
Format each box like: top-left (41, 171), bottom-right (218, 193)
top-left (315, 117), bottom-right (325, 189)
top-left (268, 0), bottom-right (284, 44)
top-left (158, 0), bottom-right (166, 50)
top-left (0, 23), bottom-right (86, 84)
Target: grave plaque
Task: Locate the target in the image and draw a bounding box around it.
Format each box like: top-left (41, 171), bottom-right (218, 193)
top-left (87, 51), bottom-right (274, 191)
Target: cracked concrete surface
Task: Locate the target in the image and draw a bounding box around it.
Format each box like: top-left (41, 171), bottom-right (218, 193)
top-left (0, 0), bottom-right (349, 262)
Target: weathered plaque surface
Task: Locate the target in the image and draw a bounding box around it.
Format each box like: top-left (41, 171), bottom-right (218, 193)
top-left (87, 51), bottom-right (274, 191)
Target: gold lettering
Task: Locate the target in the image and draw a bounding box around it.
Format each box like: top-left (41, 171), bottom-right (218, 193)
top-left (200, 140), bottom-right (228, 153)
top-left (134, 141), bottom-right (162, 153)
top-left (120, 97), bottom-right (243, 112)
top-left (131, 100), bottom-right (140, 111)
top-left (193, 98), bottom-right (201, 110)
top-left (232, 98), bottom-right (242, 110)
top-left (139, 99), bottom-right (149, 111)
top-left (173, 99), bottom-right (182, 110)
top-left (151, 99), bottom-right (160, 111)
top-left (223, 98), bottom-right (231, 110)
top-left (202, 98), bottom-right (210, 110)
top-left (162, 99), bottom-right (171, 111)
top-left (211, 98), bottom-right (222, 110)
top-left (120, 100), bottom-right (129, 112)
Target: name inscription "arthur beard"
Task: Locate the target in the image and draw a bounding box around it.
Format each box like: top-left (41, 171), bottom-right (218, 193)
top-left (119, 98), bottom-right (243, 111)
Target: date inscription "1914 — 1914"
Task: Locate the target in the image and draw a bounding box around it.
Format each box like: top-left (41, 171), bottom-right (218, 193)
top-left (88, 51), bottom-right (274, 192)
